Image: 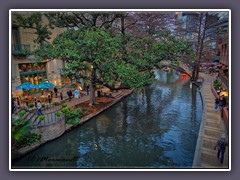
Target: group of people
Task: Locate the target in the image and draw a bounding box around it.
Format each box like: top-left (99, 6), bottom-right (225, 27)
top-left (67, 88), bottom-right (82, 101)
top-left (213, 86), bottom-right (228, 165)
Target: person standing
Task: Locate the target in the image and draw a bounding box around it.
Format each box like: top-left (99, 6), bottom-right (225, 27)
top-left (50, 90), bottom-right (53, 99)
top-left (214, 97), bottom-right (220, 111)
top-left (67, 89), bottom-right (72, 102)
top-left (60, 91), bottom-right (63, 101)
top-left (37, 100), bottom-right (43, 116)
top-left (219, 95), bottom-right (227, 117)
top-left (216, 86), bottom-right (222, 95)
top-left (214, 133), bottom-right (228, 164)
top-left (74, 89), bottom-right (80, 98)
top-left (86, 85), bottom-right (90, 96)
top-left (54, 87), bottom-right (58, 97)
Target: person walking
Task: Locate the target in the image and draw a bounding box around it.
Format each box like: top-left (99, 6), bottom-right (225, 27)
top-left (214, 97), bottom-right (220, 111)
top-left (214, 133), bottom-right (228, 164)
top-left (37, 100), bottom-right (43, 116)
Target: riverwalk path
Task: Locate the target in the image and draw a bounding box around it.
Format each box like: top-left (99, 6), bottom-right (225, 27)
top-left (193, 73), bottom-right (229, 169)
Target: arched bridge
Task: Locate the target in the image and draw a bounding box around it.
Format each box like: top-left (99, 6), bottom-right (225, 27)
top-left (156, 64), bottom-right (193, 81)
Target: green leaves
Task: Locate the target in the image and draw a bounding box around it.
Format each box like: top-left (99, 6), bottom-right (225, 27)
top-left (61, 107), bottom-right (82, 125)
top-left (12, 118), bottom-right (30, 142)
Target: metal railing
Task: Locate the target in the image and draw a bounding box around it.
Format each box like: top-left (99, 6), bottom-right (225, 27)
top-left (31, 111), bottom-right (65, 128)
top-left (14, 103), bottom-right (65, 128)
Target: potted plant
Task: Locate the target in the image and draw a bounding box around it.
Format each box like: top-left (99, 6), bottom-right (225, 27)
top-left (55, 111), bottom-right (62, 117)
top-left (53, 102), bottom-right (60, 106)
top-left (62, 103), bottom-right (68, 108)
top-left (27, 103), bottom-right (35, 110)
top-left (38, 115), bottom-right (45, 124)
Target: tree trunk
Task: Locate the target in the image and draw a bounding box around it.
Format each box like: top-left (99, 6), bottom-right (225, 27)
top-left (192, 65), bottom-right (196, 81)
top-left (195, 13), bottom-right (208, 80)
top-left (89, 66), bottom-right (96, 105)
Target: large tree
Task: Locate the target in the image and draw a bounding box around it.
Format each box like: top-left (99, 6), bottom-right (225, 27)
top-left (33, 29), bottom-right (154, 105)
top-left (13, 11), bottom-right (193, 105)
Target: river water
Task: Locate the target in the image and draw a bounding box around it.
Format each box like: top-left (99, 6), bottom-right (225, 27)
top-left (12, 70), bottom-right (203, 169)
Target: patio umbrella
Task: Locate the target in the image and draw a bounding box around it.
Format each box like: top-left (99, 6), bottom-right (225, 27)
top-left (16, 82), bottom-right (38, 90)
top-left (38, 82), bottom-right (54, 89)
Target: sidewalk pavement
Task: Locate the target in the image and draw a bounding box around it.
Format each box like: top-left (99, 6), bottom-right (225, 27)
top-left (193, 73), bottom-right (229, 169)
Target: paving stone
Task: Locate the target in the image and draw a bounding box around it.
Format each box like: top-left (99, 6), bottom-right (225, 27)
top-left (193, 72), bottom-right (229, 169)
top-left (205, 121), bottom-right (221, 129)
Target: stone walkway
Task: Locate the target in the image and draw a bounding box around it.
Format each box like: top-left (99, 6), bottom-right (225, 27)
top-left (193, 73), bottom-right (229, 169)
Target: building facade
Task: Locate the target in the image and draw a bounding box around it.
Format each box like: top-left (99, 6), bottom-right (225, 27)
top-left (11, 13), bottom-right (66, 96)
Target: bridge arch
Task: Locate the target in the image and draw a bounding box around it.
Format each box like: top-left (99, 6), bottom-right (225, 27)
top-left (156, 64), bottom-right (193, 81)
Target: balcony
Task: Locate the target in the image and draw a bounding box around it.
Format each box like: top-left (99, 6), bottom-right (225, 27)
top-left (12, 44), bottom-right (31, 56)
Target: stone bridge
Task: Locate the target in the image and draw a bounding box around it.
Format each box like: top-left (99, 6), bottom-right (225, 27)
top-left (156, 63), bottom-right (193, 81)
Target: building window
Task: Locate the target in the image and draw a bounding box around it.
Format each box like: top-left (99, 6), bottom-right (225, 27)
top-left (12, 26), bottom-right (21, 52)
top-left (18, 63), bottom-right (47, 86)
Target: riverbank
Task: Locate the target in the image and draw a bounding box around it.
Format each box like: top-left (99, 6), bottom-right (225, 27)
top-left (12, 89), bottom-right (134, 160)
top-left (192, 73), bottom-right (229, 169)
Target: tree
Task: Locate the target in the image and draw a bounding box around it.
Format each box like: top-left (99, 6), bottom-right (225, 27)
top-left (13, 12), bottom-right (52, 45)
top-left (33, 29), bottom-right (155, 105)
top-left (45, 12), bottom-right (123, 30)
top-left (174, 12), bottom-right (225, 80)
top-left (134, 12), bottom-right (177, 36)
top-left (13, 11), bottom-right (193, 105)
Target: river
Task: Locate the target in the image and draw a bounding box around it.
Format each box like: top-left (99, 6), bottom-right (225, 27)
top-left (12, 70), bottom-right (203, 169)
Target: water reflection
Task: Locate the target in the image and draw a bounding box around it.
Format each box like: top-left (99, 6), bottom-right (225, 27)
top-left (12, 70), bottom-right (202, 169)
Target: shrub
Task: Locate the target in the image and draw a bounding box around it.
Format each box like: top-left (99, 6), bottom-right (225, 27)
top-left (19, 133), bottom-right (41, 147)
top-left (12, 114), bottom-right (41, 149)
top-left (42, 104), bottom-right (45, 108)
top-left (18, 110), bottom-right (26, 117)
top-left (64, 108), bottom-right (82, 125)
top-left (55, 111), bottom-right (62, 117)
top-left (12, 118), bottom-right (30, 142)
top-left (61, 107), bottom-right (70, 113)
top-left (62, 103), bottom-right (67, 108)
